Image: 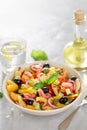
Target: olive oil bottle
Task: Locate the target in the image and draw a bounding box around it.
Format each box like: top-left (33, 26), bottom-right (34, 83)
top-left (63, 9), bottom-right (87, 71)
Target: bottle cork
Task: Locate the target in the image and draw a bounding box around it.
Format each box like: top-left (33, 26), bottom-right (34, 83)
top-left (74, 9), bottom-right (85, 25)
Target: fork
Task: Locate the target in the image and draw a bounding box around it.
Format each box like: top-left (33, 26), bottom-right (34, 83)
top-left (58, 98), bottom-right (87, 130)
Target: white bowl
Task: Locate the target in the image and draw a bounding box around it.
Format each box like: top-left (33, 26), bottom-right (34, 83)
top-left (3, 61), bottom-right (85, 116)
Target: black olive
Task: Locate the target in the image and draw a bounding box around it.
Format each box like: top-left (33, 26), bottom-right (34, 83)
top-left (21, 94), bottom-right (24, 97)
top-left (13, 79), bottom-right (22, 85)
top-left (70, 76), bottom-right (77, 81)
top-left (36, 92), bottom-right (39, 97)
top-left (42, 87), bottom-right (49, 93)
top-left (25, 99), bottom-right (34, 105)
top-left (43, 63), bottom-right (50, 68)
top-left (59, 97), bottom-right (68, 104)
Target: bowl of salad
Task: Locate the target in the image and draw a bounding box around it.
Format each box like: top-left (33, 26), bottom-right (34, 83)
top-left (3, 61), bottom-right (84, 116)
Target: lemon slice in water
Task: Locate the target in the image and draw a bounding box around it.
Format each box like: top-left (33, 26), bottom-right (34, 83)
top-left (3, 48), bottom-right (12, 61)
top-left (1, 42), bottom-right (25, 62)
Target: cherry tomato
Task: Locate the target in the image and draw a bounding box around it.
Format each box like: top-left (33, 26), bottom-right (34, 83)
top-left (7, 84), bottom-right (18, 92)
top-left (58, 75), bottom-right (66, 84)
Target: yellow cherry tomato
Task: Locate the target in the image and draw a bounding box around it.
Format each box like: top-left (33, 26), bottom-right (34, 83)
top-left (7, 79), bottom-right (15, 85)
top-left (7, 84), bottom-right (18, 92)
top-left (26, 105), bottom-right (35, 110)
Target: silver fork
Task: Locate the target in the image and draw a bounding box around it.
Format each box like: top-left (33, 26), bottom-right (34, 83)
top-left (58, 97), bottom-right (87, 130)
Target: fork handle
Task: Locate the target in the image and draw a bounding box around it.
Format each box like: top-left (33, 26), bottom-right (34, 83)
top-left (58, 106), bottom-right (80, 130)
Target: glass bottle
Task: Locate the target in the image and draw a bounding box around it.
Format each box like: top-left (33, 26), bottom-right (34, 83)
top-left (63, 9), bottom-right (87, 71)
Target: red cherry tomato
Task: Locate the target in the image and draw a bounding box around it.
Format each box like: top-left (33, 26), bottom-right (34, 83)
top-left (58, 75), bottom-right (66, 84)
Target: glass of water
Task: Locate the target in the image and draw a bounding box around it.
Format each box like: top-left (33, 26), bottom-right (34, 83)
top-left (0, 37), bottom-right (26, 74)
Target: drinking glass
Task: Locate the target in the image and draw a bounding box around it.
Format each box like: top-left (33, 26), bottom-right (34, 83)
top-left (0, 37), bottom-right (26, 74)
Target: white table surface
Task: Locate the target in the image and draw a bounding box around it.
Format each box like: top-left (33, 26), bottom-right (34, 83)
top-left (0, 0), bottom-right (87, 130)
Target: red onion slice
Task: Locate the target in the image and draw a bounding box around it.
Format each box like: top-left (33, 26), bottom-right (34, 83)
top-left (48, 97), bottom-right (58, 109)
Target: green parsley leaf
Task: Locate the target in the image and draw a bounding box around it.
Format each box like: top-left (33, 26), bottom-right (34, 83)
top-left (44, 71), bottom-right (60, 85)
top-left (33, 82), bottom-right (44, 90)
top-left (53, 99), bottom-right (58, 104)
top-left (33, 71), bottom-right (60, 90)
top-left (0, 92), bottom-right (3, 98)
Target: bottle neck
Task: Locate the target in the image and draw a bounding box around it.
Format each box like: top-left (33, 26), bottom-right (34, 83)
top-left (73, 18), bottom-right (87, 46)
top-left (74, 21), bottom-right (85, 38)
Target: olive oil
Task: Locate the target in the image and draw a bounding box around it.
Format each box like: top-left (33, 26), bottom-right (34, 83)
top-left (63, 10), bottom-right (87, 71)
